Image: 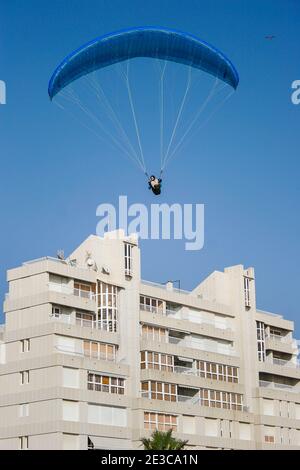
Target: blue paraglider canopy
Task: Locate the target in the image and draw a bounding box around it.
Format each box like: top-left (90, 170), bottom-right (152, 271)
top-left (48, 26), bottom-right (239, 99)
top-left (48, 27), bottom-right (239, 179)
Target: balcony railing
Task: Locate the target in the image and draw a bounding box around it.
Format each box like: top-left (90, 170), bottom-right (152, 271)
top-left (141, 391), bottom-right (201, 404)
top-left (76, 317), bottom-right (96, 328)
top-left (269, 358), bottom-right (300, 369)
top-left (140, 304), bottom-right (163, 315)
top-left (55, 345), bottom-right (83, 356)
top-left (142, 332), bottom-right (236, 357)
top-left (141, 304), bottom-right (231, 331)
top-left (266, 334), bottom-right (291, 344)
top-left (259, 380), bottom-right (300, 392)
top-left (174, 365), bottom-right (198, 376)
top-left (141, 279), bottom-right (191, 295)
top-left (55, 345), bottom-right (115, 361)
top-left (76, 318), bottom-right (117, 332)
top-left (48, 282), bottom-right (95, 300)
top-left (141, 392), bottom-right (249, 412)
top-left (73, 288), bottom-right (95, 300)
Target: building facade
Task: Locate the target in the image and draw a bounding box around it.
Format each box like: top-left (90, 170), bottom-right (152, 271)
top-left (0, 230), bottom-right (300, 450)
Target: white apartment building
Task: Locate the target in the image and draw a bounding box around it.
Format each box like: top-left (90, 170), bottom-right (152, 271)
top-left (0, 230), bottom-right (300, 450)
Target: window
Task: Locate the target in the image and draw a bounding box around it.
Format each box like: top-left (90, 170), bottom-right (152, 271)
top-left (204, 418), bottom-right (218, 437)
top-left (19, 404), bottom-right (29, 418)
top-left (263, 399), bottom-right (274, 416)
top-left (244, 276), bottom-right (251, 308)
top-left (256, 322), bottom-right (266, 362)
top-left (200, 389), bottom-right (243, 411)
top-left (62, 400), bottom-right (79, 421)
top-left (140, 296), bottom-right (163, 314)
top-left (88, 404), bottom-right (127, 427)
top-left (141, 381), bottom-right (177, 401)
top-left (74, 281), bottom-right (95, 299)
top-left (63, 367), bottom-right (79, 388)
top-left (56, 336), bottom-right (76, 354)
top-left (144, 412), bottom-right (177, 431)
top-left (182, 415), bottom-right (196, 434)
top-left (124, 243), bottom-right (133, 276)
top-left (20, 339), bottom-right (30, 353)
top-left (20, 371), bottom-right (29, 385)
top-left (19, 436), bottom-right (28, 450)
top-left (52, 306), bottom-right (61, 318)
top-left (83, 341), bottom-right (116, 361)
top-left (197, 360), bottom-right (239, 383)
top-left (269, 328), bottom-right (283, 340)
top-left (97, 282), bottom-right (118, 332)
top-left (141, 351), bottom-right (174, 371)
top-left (239, 422), bottom-right (251, 440)
top-left (87, 373), bottom-right (125, 394)
top-left (264, 426), bottom-right (275, 443)
top-left (141, 324), bottom-right (167, 342)
top-left (76, 311), bottom-right (95, 328)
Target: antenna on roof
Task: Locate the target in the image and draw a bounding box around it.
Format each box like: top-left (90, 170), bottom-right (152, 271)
top-left (57, 250), bottom-right (65, 260)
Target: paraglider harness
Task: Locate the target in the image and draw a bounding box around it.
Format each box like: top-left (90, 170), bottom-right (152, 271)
top-left (147, 174), bottom-right (162, 195)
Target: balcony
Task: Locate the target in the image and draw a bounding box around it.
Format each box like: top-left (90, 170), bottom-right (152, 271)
top-left (141, 279), bottom-right (190, 295)
top-left (141, 304), bottom-right (232, 332)
top-left (141, 391), bottom-right (249, 412)
top-left (74, 288), bottom-right (95, 300)
top-left (173, 365), bottom-right (199, 376)
top-left (76, 318), bottom-right (117, 333)
top-left (140, 304), bottom-right (163, 315)
top-left (141, 391), bottom-right (201, 405)
top-left (266, 334), bottom-right (291, 344)
top-left (259, 380), bottom-right (300, 393)
top-left (55, 344), bottom-right (115, 361)
top-left (269, 358), bottom-right (300, 369)
top-left (49, 282), bottom-right (95, 300)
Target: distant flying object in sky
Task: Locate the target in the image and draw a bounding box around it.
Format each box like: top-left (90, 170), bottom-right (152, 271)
top-left (265, 35), bottom-right (276, 40)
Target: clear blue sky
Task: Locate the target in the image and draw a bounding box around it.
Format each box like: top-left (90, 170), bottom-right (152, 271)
top-left (0, 1), bottom-right (299, 334)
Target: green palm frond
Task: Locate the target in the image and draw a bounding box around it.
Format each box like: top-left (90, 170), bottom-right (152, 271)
top-left (141, 429), bottom-right (188, 450)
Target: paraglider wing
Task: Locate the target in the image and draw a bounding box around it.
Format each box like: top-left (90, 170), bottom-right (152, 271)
top-left (48, 27), bottom-right (239, 99)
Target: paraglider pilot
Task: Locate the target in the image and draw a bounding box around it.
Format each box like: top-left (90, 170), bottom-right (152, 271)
top-left (148, 175), bottom-right (162, 195)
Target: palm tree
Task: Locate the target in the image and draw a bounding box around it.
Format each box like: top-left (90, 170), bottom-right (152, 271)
top-left (141, 429), bottom-right (188, 450)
